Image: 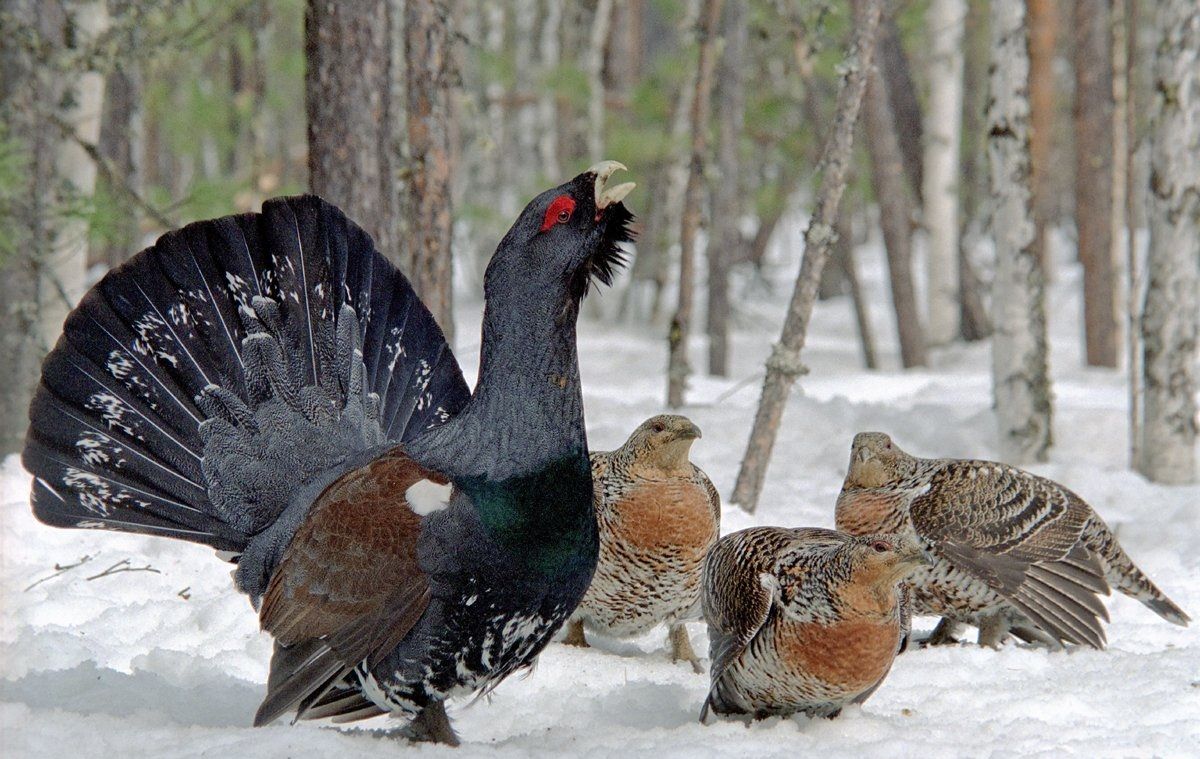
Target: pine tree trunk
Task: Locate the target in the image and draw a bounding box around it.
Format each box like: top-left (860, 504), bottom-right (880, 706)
top-left (836, 195), bottom-right (877, 369)
top-left (585, 0), bottom-right (614, 162)
top-left (1073, 0), bottom-right (1118, 368)
top-left (731, 0), bottom-right (884, 512)
top-left (922, 0), bottom-right (965, 346)
top-left (1028, 0), bottom-right (1058, 278)
top-left (305, 0), bottom-right (401, 267)
top-left (988, 0), bottom-right (1053, 464)
top-left (404, 0), bottom-right (456, 341)
top-left (877, 14), bottom-right (923, 204)
top-left (1138, 0), bottom-right (1199, 484)
top-left (958, 0), bottom-right (992, 342)
top-left (667, 0), bottom-right (724, 407)
top-left (863, 53), bottom-right (927, 368)
top-left (707, 0), bottom-right (745, 378)
top-left (97, 0), bottom-right (142, 268)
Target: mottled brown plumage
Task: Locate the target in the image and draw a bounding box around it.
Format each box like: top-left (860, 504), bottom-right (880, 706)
top-left (564, 415), bottom-right (719, 671)
top-left (835, 432), bottom-right (1190, 650)
top-left (700, 527), bottom-right (923, 721)
top-left (255, 447), bottom-right (441, 729)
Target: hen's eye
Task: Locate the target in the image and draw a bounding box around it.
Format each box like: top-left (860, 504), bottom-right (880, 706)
top-left (651, 423), bottom-right (665, 433)
top-left (872, 540), bottom-right (890, 553)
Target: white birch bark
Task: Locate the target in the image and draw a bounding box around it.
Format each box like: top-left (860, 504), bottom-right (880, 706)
top-left (922, 0), bottom-right (965, 345)
top-left (1139, 0), bottom-right (1199, 484)
top-left (537, 0), bottom-right (561, 180)
top-left (45, 1), bottom-right (108, 341)
top-left (585, 0), bottom-right (614, 161)
top-left (987, 0), bottom-right (1053, 464)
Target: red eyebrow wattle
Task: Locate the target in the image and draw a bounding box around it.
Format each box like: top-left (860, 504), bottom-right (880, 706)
top-left (540, 195), bottom-right (576, 232)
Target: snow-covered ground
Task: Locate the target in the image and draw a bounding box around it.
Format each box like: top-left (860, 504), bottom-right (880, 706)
top-left (3, 229), bottom-right (1198, 758)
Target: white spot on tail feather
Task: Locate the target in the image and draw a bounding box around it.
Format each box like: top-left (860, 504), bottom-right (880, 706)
top-left (406, 479), bottom-right (452, 516)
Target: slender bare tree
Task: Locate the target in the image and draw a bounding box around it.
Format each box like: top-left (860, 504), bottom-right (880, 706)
top-left (1138, 0), bottom-right (1198, 484)
top-left (666, 0), bottom-right (724, 407)
top-left (988, 0), bottom-right (1053, 464)
top-left (1073, 0), bottom-right (1118, 367)
top-left (732, 0), bottom-right (884, 512)
top-left (863, 39), bottom-right (927, 368)
top-left (707, 0), bottom-right (746, 377)
top-left (923, 0), bottom-right (965, 346)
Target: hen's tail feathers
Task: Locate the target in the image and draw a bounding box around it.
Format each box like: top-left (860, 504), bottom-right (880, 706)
top-left (23, 195), bottom-right (470, 554)
top-left (1083, 518), bottom-right (1190, 626)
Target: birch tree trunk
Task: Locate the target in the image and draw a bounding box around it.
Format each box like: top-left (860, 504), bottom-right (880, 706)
top-left (667, 0), bottom-right (724, 407)
top-left (731, 0), bottom-right (884, 511)
top-left (863, 56), bottom-right (927, 368)
top-left (1138, 0), bottom-right (1199, 484)
top-left (405, 0), bottom-right (456, 341)
top-left (988, 0), bottom-right (1053, 464)
top-left (537, 0), bottom-right (562, 181)
top-left (707, 0), bottom-right (746, 378)
top-left (1073, 0), bottom-right (1118, 367)
top-left (0, 0), bottom-right (106, 454)
top-left (585, 0), bottom-right (614, 162)
top-left (305, 0), bottom-right (401, 267)
top-left (878, 14), bottom-right (923, 203)
top-left (923, 0), bottom-right (965, 346)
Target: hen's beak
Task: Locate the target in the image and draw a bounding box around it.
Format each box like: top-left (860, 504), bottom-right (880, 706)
top-left (588, 160), bottom-right (636, 210)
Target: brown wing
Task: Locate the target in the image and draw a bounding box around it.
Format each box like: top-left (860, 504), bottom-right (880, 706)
top-left (910, 461), bottom-right (1110, 648)
top-left (700, 528), bottom-right (789, 721)
top-left (693, 465), bottom-right (722, 525)
top-left (253, 446), bottom-right (444, 725)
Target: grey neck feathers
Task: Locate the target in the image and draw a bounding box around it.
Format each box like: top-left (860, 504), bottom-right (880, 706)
top-left (409, 292), bottom-right (588, 480)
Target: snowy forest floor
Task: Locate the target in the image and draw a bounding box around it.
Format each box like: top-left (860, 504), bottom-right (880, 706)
top-left (2, 230), bottom-right (1198, 758)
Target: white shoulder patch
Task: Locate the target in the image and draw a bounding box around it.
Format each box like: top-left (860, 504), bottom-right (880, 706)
top-left (406, 479), bottom-right (453, 516)
top-left (758, 572), bottom-right (779, 592)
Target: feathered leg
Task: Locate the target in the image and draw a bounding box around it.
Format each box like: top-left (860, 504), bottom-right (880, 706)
top-left (399, 701), bottom-right (459, 746)
top-left (921, 617), bottom-right (962, 647)
top-left (668, 623), bottom-right (704, 673)
top-left (562, 619), bottom-right (589, 647)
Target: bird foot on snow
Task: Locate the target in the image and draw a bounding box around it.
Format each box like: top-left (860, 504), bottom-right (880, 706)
top-left (919, 617), bottom-right (963, 647)
top-left (668, 624), bottom-right (705, 674)
top-left (397, 702), bottom-right (460, 747)
top-left (562, 619), bottom-right (590, 647)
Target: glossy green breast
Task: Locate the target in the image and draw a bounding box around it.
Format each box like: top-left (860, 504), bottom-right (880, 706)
top-left (458, 454), bottom-right (599, 578)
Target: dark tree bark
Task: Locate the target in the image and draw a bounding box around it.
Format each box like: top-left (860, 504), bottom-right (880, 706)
top-left (707, 0), bottom-right (746, 377)
top-left (834, 193), bottom-right (877, 369)
top-left (732, 0), bottom-right (884, 512)
top-left (1073, 0), bottom-right (1118, 367)
top-left (958, 0), bottom-right (992, 342)
top-left (863, 51), bottom-right (927, 368)
top-left (667, 0), bottom-right (725, 407)
top-left (877, 13), bottom-right (923, 203)
top-left (404, 0), bottom-right (455, 341)
top-left (305, 0), bottom-right (401, 269)
top-left (1028, 0), bottom-right (1058, 277)
top-left (97, 49), bottom-right (142, 268)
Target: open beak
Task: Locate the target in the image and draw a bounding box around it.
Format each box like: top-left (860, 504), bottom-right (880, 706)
top-left (588, 160), bottom-right (636, 211)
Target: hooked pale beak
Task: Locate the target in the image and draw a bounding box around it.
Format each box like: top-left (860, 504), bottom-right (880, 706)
top-left (678, 421), bottom-right (702, 440)
top-left (588, 160), bottom-right (636, 210)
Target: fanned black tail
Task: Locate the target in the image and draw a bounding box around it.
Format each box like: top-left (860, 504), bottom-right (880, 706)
top-left (23, 195), bottom-right (469, 556)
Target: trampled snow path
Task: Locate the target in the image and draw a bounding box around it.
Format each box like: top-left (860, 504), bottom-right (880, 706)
top-left (3, 235), bottom-right (1198, 758)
